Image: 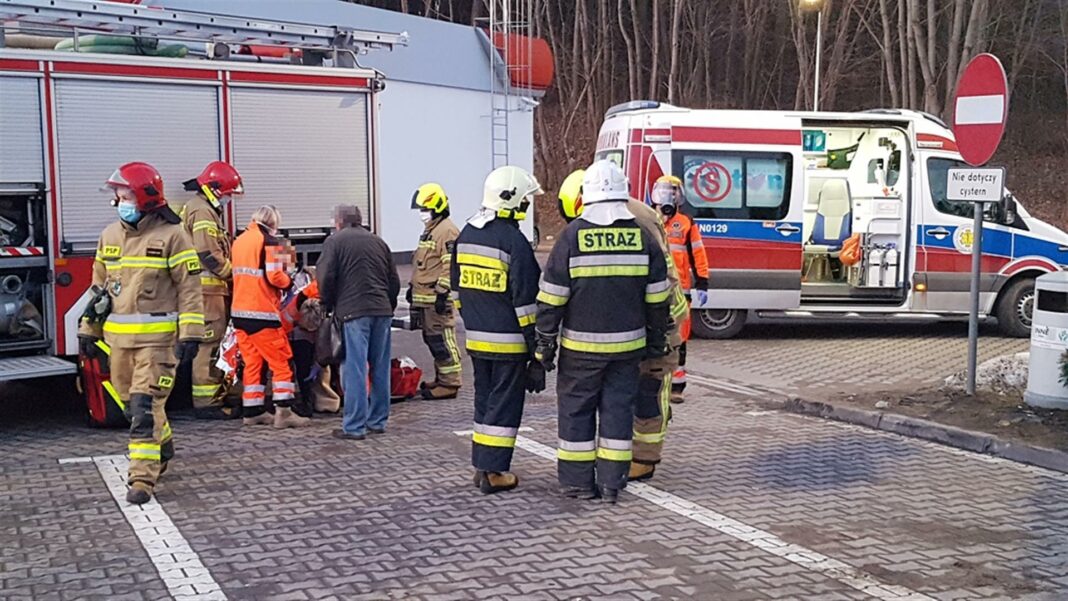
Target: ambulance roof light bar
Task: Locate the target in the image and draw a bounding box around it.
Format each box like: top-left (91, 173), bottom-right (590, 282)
top-left (0, 0), bottom-right (409, 53)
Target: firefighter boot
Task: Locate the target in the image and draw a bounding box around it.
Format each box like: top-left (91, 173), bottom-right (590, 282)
top-left (421, 385), bottom-right (459, 400)
top-left (628, 462), bottom-right (656, 482)
top-left (478, 471), bottom-right (519, 494)
top-left (243, 411), bottom-right (274, 426)
top-left (126, 482), bottom-right (152, 505)
top-left (472, 470), bottom-right (483, 488)
top-left (599, 486), bottom-right (620, 504)
top-left (274, 406), bottom-right (311, 429)
top-left (560, 486), bottom-right (598, 500)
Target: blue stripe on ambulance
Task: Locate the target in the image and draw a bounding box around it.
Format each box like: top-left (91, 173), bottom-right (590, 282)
top-left (917, 225), bottom-right (1012, 257)
top-left (1012, 234), bottom-right (1068, 266)
top-left (695, 220), bottom-right (803, 244)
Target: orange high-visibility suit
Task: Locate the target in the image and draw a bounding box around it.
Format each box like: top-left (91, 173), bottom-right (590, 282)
top-left (231, 222), bottom-right (295, 414)
top-left (663, 212), bottom-right (709, 399)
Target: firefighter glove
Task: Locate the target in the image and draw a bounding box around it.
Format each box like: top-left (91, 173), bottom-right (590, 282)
top-left (405, 285), bottom-right (413, 305)
top-left (434, 292), bottom-right (449, 315)
top-left (695, 276), bottom-right (709, 291)
top-left (174, 339), bottom-right (200, 366)
top-left (533, 333), bottom-right (557, 372)
top-left (525, 361), bottom-right (546, 393)
top-left (409, 306), bottom-right (424, 331)
top-left (78, 334), bottom-right (103, 360)
top-left (645, 329), bottom-right (670, 359)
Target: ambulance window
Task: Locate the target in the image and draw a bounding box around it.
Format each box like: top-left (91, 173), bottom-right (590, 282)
top-left (927, 158), bottom-right (977, 219)
top-left (673, 151), bottom-right (791, 220)
top-left (594, 150), bottom-right (624, 170)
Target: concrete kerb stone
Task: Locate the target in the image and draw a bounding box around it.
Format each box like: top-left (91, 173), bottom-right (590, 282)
top-left (763, 396), bottom-right (1068, 474)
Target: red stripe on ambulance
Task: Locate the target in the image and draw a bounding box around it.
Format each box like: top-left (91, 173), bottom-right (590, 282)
top-left (672, 126), bottom-right (802, 146)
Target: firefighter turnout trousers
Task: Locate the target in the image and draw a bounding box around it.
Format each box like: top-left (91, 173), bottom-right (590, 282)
top-left (419, 306), bottom-right (462, 389)
top-left (557, 353), bottom-right (641, 492)
top-left (471, 358), bottom-right (526, 473)
top-left (236, 326), bottom-right (296, 415)
top-left (192, 294), bottom-right (229, 409)
top-left (111, 345), bottom-right (178, 488)
top-left (634, 349), bottom-right (677, 465)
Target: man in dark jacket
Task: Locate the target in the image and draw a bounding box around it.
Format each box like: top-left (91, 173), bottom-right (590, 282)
top-left (317, 205), bottom-right (401, 440)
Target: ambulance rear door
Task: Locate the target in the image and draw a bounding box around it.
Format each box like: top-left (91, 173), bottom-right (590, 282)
top-left (669, 112), bottom-right (805, 309)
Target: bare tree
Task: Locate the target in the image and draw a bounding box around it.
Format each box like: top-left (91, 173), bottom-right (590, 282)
top-left (667, 0), bottom-right (684, 104)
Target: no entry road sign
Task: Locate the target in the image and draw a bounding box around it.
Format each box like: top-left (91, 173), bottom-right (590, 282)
top-left (952, 53), bottom-right (1008, 167)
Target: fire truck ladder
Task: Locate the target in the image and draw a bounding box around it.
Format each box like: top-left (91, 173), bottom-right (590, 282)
top-left (483, 0), bottom-right (534, 169)
top-left (0, 0), bottom-right (409, 65)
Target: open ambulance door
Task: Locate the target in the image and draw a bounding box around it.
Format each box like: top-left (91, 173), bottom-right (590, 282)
top-left (666, 119), bottom-right (805, 336)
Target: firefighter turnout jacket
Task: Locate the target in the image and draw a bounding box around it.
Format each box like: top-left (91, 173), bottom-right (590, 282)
top-left (180, 195), bottom-right (231, 297)
top-left (536, 215), bottom-right (671, 360)
top-left (231, 222), bottom-right (291, 330)
top-left (628, 199), bottom-right (687, 345)
top-left (411, 216), bottom-right (459, 306)
top-left (451, 218), bottom-right (541, 359)
top-left (79, 210), bottom-right (205, 347)
top-left (663, 212), bottom-right (709, 290)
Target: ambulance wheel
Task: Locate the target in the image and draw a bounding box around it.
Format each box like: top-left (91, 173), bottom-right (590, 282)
top-left (996, 277), bottom-right (1034, 338)
top-left (692, 309), bottom-right (746, 339)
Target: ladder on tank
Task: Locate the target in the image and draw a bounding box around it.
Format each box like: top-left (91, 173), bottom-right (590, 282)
top-left (484, 0), bottom-right (533, 169)
top-left (0, 0), bottom-right (408, 65)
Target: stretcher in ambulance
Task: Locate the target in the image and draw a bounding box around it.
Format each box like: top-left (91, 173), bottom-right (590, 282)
top-left (595, 101), bottom-right (1068, 339)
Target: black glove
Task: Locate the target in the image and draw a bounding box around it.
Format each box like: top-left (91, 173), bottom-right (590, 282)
top-left (434, 292), bottom-right (449, 315)
top-left (525, 361), bottom-right (546, 393)
top-left (405, 286), bottom-right (413, 305)
top-left (174, 339), bottom-right (200, 366)
top-left (78, 334), bottom-right (103, 360)
top-left (695, 276), bottom-right (709, 291)
top-left (409, 306), bottom-right (424, 330)
top-left (645, 330), bottom-right (670, 359)
top-left (534, 333), bottom-right (557, 372)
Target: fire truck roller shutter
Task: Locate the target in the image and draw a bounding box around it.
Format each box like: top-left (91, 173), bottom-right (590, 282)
top-left (229, 88), bottom-right (371, 231)
top-left (54, 80), bottom-right (220, 251)
top-left (0, 76), bottom-right (44, 183)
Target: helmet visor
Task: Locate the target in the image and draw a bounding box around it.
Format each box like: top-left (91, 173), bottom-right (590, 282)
top-left (650, 182), bottom-right (677, 206)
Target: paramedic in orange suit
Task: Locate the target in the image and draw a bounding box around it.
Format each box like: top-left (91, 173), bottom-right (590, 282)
top-left (650, 175), bottom-right (709, 404)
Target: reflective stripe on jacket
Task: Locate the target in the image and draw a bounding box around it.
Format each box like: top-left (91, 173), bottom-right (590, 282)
top-left (664, 212), bottom-right (709, 290)
top-left (79, 210), bottom-right (205, 348)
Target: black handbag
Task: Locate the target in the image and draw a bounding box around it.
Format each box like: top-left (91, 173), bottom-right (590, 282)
top-left (316, 314), bottom-right (345, 366)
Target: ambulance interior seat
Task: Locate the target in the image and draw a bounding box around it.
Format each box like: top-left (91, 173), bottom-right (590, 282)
top-left (805, 179), bottom-right (852, 256)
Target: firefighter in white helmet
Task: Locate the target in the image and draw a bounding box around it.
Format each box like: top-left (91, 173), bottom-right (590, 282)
top-left (535, 160), bottom-right (672, 503)
top-left (452, 165), bottom-right (544, 494)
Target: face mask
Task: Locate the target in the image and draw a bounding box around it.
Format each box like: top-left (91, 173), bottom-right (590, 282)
top-left (419, 211), bottom-right (434, 224)
top-left (117, 201), bottom-right (142, 223)
top-left (659, 204), bottom-right (677, 217)
top-left (216, 194), bottom-right (232, 207)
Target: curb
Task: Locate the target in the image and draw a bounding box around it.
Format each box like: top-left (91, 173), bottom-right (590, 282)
top-left (761, 396), bottom-right (1068, 475)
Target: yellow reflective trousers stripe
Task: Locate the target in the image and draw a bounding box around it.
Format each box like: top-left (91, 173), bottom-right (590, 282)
top-left (557, 448), bottom-right (597, 462)
top-left (472, 432), bottom-right (517, 448)
top-left (597, 447), bottom-right (633, 462)
top-left (561, 337), bottom-right (645, 354)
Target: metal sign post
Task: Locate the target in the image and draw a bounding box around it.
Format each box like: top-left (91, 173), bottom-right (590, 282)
top-left (948, 167), bottom-right (1006, 394)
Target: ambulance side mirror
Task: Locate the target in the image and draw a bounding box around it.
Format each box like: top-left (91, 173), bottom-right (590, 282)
top-left (997, 193), bottom-right (1018, 225)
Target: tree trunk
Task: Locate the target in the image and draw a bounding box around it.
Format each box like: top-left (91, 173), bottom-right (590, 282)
top-left (618, 0), bottom-right (638, 100)
top-left (629, 0), bottom-right (644, 95)
top-left (878, 0), bottom-right (900, 107)
top-left (649, 0), bottom-right (661, 99)
top-left (945, 0), bottom-right (965, 102)
top-left (667, 0), bottom-right (684, 104)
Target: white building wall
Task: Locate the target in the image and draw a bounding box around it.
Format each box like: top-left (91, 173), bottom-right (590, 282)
top-left (376, 80), bottom-right (535, 253)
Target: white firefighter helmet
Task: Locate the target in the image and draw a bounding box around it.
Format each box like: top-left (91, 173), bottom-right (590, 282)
top-left (481, 165), bottom-right (543, 219)
top-left (582, 159), bottom-right (629, 204)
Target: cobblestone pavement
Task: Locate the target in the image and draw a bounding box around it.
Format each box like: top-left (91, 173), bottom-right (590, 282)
top-left (1, 322), bottom-right (1064, 601)
top-left (686, 321), bottom-right (1029, 397)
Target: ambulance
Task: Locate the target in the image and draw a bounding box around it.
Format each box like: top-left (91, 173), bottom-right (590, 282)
top-left (595, 101), bottom-right (1068, 338)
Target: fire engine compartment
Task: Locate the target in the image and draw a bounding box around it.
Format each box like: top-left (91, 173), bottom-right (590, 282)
top-left (799, 122), bottom-right (910, 300)
top-left (0, 185), bottom-right (49, 352)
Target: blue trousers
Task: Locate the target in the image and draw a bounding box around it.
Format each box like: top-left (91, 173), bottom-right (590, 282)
top-left (341, 316), bottom-right (392, 435)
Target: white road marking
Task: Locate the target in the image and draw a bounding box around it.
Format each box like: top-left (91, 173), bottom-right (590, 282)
top-left (456, 431), bottom-right (933, 601)
top-left (687, 373), bottom-right (765, 397)
top-left (60, 455), bottom-right (228, 601)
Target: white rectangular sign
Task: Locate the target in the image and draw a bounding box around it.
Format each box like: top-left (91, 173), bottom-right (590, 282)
top-left (947, 167), bottom-right (1005, 203)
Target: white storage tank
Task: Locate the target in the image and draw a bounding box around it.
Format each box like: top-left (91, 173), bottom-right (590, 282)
top-left (1024, 271), bottom-right (1068, 409)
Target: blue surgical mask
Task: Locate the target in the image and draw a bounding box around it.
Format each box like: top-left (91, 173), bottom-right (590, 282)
top-left (117, 201), bottom-right (142, 224)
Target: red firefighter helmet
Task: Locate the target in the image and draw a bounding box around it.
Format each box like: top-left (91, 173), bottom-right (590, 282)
top-left (105, 162), bottom-right (166, 211)
top-left (185, 160), bottom-right (243, 202)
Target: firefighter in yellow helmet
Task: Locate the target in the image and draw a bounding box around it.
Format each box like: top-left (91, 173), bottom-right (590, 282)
top-left (556, 168), bottom-right (687, 483)
top-left (407, 183), bottom-right (462, 399)
top-left (78, 162), bottom-right (204, 505)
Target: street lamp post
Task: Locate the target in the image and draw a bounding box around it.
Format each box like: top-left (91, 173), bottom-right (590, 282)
top-left (800, 0), bottom-right (826, 111)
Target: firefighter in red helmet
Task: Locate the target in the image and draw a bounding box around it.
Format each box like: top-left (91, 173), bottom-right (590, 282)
top-left (78, 162), bottom-right (205, 505)
top-left (181, 161), bottom-right (243, 419)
